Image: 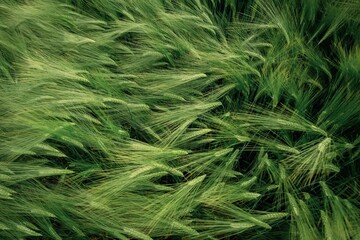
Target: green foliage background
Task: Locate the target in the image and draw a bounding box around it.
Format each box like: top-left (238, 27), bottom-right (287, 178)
top-left (0, 0), bottom-right (359, 239)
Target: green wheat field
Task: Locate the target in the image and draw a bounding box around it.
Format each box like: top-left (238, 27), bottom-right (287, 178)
top-left (1, 0), bottom-right (359, 239)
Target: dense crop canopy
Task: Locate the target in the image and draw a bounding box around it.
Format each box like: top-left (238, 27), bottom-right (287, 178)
top-left (0, 0), bottom-right (359, 239)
